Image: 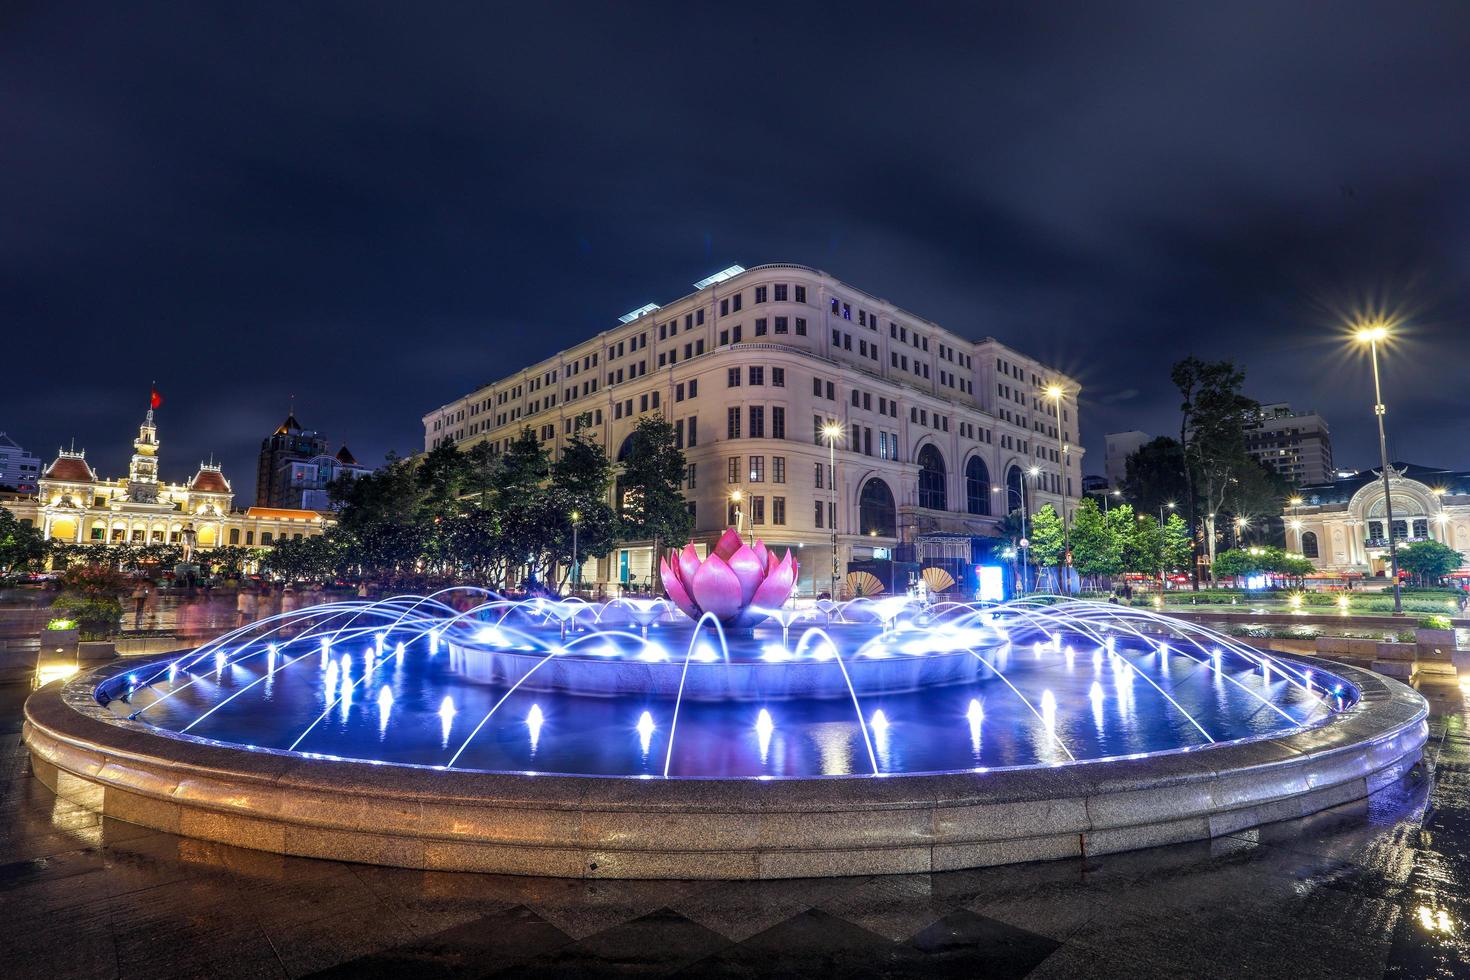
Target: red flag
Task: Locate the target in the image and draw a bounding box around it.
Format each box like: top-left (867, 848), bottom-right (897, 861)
top-left (150, 388), bottom-right (162, 409)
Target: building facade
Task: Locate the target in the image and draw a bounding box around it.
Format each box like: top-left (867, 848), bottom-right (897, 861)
top-left (255, 414), bottom-right (365, 509)
top-left (422, 263), bottom-right (1083, 595)
top-left (0, 432), bottom-right (42, 493)
top-left (1103, 430), bottom-right (1152, 490)
top-left (1289, 463), bottom-right (1469, 577)
top-left (1244, 402), bottom-right (1333, 486)
top-left (2, 408), bottom-right (331, 554)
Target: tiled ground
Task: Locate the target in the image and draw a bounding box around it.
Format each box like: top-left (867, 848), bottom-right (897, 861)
top-left (1, 676), bottom-right (1466, 979)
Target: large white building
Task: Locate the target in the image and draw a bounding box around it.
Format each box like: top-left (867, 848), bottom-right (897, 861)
top-left (1290, 463), bottom-right (1469, 577)
top-left (422, 264), bottom-right (1083, 596)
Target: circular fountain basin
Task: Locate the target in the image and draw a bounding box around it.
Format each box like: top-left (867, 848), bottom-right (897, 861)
top-left (22, 597), bottom-right (1429, 879)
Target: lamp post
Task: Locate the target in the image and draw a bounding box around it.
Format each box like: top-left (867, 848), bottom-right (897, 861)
top-left (729, 489), bottom-right (744, 539)
top-left (570, 510), bottom-right (580, 596)
top-left (1106, 489), bottom-right (1121, 514)
top-left (1026, 465), bottom-right (1041, 593)
top-left (1043, 384), bottom-right (1071, 595)
top-left (1354, 323), bottom-right (1402, 615)
top-left (1159, 501), bottom-right (1175, 595)
top-left (822, 421), bottom-right (843, 599)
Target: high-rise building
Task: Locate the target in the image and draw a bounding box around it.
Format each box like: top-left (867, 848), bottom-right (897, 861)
top-left (1243, 402), bottom-right (1333, 486)
top-left (0, 432), bottom-right (42, 493)
top-left (1103, 431), bottom-right (1152, 489)
top-left (421, 263), bottom-right (1084, 595)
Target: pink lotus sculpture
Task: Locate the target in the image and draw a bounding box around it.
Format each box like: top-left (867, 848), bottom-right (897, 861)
top-left (660, 528), bottom-right (798, 629)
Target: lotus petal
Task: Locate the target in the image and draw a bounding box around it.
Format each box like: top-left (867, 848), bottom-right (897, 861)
top-left (749, 551), bottom-right (797, 612)
top-left (662, 564), bottom-right (701, 620)
top-left (713, 527), bottom-right (744, 561)
top-left (753, 539), bottom-right (768, 572)
top-left (726, 544), bottom-right (766, 606)
top-left (689, 555), bottom-right (745, 621)
top-left (766, 548), bottom-right (782, 575)
top-left (678, 543), bottom-right (701, 585)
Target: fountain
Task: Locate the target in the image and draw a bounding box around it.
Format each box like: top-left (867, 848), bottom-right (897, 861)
top-left (21, 531), bottom-right (1429, 879)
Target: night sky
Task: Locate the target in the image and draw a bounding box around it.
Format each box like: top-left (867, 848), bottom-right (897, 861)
top-left (4, 3), bottom-right (1468, 495)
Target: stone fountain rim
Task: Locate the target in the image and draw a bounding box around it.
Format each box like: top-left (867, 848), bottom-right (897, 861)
top-left (23, 653), bottom-right (1428, 878)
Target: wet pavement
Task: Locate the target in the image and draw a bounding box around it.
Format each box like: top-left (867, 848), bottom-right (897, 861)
top-left (1, 675), bottom-right (1466, 979)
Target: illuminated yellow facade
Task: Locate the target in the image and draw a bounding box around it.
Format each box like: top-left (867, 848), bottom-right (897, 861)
top-left (2, 409), bottom-right (330, 553)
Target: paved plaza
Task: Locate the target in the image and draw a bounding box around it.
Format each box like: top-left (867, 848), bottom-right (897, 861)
top-left (1, 675), bottom-right (1466, 979)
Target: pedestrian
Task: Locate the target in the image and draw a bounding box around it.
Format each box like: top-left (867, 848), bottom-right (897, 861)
top-left (131, 581), bottom-right (149, 628)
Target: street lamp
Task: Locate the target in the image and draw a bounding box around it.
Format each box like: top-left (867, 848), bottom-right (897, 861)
top-left (1159, 501), bottom-right (1175, 594)
top-left (570, 510), bottom-right (580, 595)
top-left (1106, 489), bottom-right (1121, 513)
top-left (821, 421), bottom-right (843, 599)
top-left (1042, 383), bottom-right (1071, 595)
top-left (1287, 496), bottom-right (1303, 551)
top-left (1024, 465), bottom-right (1040, 594)
top-left (728, 489), bottom-right (744, 539)
top-left (1353, 322), bottom-right (1403, 615)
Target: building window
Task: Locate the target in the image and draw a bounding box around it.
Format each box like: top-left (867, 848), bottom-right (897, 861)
top-left (859, 478), bottom-right (896, 537)
top-left (771, 406), bottom-right (785, 440)
top-left (1301, 530), bottom-right (1319, 558)
top-left (814, 499), bottom-right (824, 529)
top-left (773, 456), bottom-right (785, 483)
top-left (749, 456), bottom-right (765, 482)
top-left (965, 456), bottom-right (991, 516)
top-left (727, 457), bottom-right (740, 484)
top-left (772, 496), bottom-right (786, 525)
top-left (751, 495), bottom-right (765, 524)
top-left (727, 407), bottom-right (741, 439)
top-left (772, 367), bottom-right (784, 387)
top-left (229, 528), bottom-right (241, 544)
top-left (685, 463), bottom-right (697, 489)
top-left (749, 405), bottom-right (765, 438)
top-left (917, 444), bottom-right (948, 511)
top-left (795, 317), bottom-right (806, 335)
top-left (749, 366), bottom-right (764, 385)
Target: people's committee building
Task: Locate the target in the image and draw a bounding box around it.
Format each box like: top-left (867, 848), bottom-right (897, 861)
top-left (422, 264), bottom-right (1082, 595)
top-left (2, 406), bottom-right (331, 553)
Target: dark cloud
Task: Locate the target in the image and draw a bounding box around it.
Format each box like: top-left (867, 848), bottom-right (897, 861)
top-left (2, 1), bottom-right (1467, 487)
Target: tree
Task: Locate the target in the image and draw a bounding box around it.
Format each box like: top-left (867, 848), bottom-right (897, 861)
top-left (995, 509), bottom-right (1030, 591)
top-left (1397, 540), bottom-right (1463, 585)
top-left (1223, 458), bottom-right (1288, 547)
top-left (550, 435), bottom-right (618, 587)
top-left (1069, 498), bottom-right (1121, 584)
top-left (1172, 357), bottom-right (1258, 579)
top-left (617, 415), bottom-right (692, 571)
top-left (492, 428), bottom-right (556, 586)
top-left (1113, 507), bottom-right (1162, 576)
top-left (1028, 504), bottom-right (1065, 581)
top-left (1122, 437), bottom-right (1191, 518)
top-left (1162, 512), bottom-right (1194, 573)
top-left (0, 509), bottom-right (46, 578)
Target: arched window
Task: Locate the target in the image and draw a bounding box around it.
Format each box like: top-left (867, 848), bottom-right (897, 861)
top-left (965, 456), bottom-right (991, 516)
top-left (1300, 530), bottom-right (1319, 558)
top-left (859, 478), bottom-right (896, 537)
top-left (1006, 465), bottom-right (1025, 514)
top-left (917, 444), bottom-right (947, 511)
top-left (616, 434), bottom-right (636, 463)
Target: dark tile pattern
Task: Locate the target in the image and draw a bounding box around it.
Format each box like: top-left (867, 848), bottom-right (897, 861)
top-left (1, 677), bottom-right (1467, 979)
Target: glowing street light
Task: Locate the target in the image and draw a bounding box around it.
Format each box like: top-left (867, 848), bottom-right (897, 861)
top-left (1352, 320), bottom-right (1402, 615)
top-left (821, 421), bottom-right (843, 598)
top-left (1041, 383), bottom-right (1071, 596)
top-left (570, 510), bottom-right (581, 596)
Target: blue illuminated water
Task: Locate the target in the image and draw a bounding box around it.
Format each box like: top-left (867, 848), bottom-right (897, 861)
top-left (98, 596), bottom-right (1356, 779)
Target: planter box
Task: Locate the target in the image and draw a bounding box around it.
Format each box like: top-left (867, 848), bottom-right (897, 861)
top-left (40, 628), bottom-right (79, 656)
top-left (1414, 628), bottom-right (1457, 663)
top-left (77, 641), bottom-right (117, 663)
